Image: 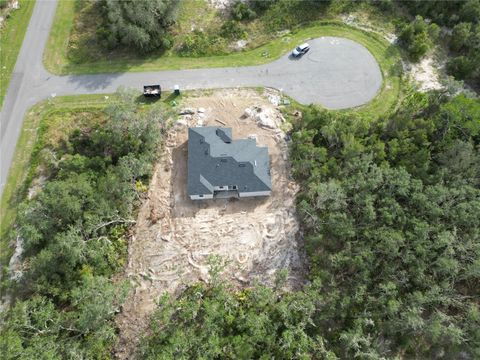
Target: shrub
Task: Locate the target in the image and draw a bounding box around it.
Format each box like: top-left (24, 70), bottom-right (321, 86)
top-left (447, 56), bottom-right (476, 79)
top-left (450, 22), bottom-right (472, 52)
top-left (231, 1), bottom-right (256, 21)
top-left (250, 0), bottom-right (277, 12)
top-left (97, 0), bottom-right (179, 53)
top-left (1, 90), bottom-right (167, 358)
top-left (398, 16), bottom-right (438, 62)
top-left (177, 30), bottom-right (227, 57)
top-left (220, 20), bottom-right (247, 40)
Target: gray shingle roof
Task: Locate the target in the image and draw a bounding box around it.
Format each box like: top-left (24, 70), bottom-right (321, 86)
top-left (187, 127), bottom-right (272, 197)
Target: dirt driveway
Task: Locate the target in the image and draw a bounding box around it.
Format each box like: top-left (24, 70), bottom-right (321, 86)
top-left (115, 89), bottom-right (306, 359)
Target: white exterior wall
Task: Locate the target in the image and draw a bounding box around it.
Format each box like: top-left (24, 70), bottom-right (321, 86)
top-left (238, 191), bottom-right (271, 198)
top-left (191, 191), bottom-right (270, 200)
top-left (190, 194), bottom-right (214, 200)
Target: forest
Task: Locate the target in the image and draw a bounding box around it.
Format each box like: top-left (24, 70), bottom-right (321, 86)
top-left (1, 0), bottom-right (479, 359)
top-left (396, 0), bottom-right (480, 84)
top-left (89, 0), bottom-right (480, 85)
top-left (3, 90), bottom-right (478, 359)
top-left (1, 91), bottom-right (167, 358)
top-left (140, 92), bottom-right (480, 359)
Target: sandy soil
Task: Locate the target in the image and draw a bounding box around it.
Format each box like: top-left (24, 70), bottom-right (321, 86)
top-left (114, 89), bottom-right (306, 359)
top-left (341, 14), bottom-right (398, 44)
top-left (208, 0), bottom-right (236, 10)
top-left (341, 14), bottom-right (447, 93)
top-left (407, 55), bottom-right (444, 92)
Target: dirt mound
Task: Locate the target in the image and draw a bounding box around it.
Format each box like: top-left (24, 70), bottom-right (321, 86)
top-left (114, 89), bottom-right (306, 359)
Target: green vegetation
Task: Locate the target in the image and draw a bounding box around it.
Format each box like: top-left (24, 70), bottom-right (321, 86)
top-left (43, 1), bottom-right (402, 115)
top-left (231, 1), bottom-right (257, 21)
top-left (142, 91), bottom-right (480, 359)
top-left (0, 95), bottom-right (110, 273)
top-left (96, 0), bottom-right (179, 52)
top-left (142, 263), bottom-right (332, 359)
top-left (44, 0), bottom-right (480, 87)
top-left (290, 92), bottom-right (480, 358)
top-left (398, 0), bottom-right (480, 84)
top-left (44, 17), bottom-right (402, 115)
top-left (43, 1), bottom-right (390, 72)
top-left (42, 1), bottom-right (403, 118)
top-left (397, 15), bottom-right (439, 62)
top-left (0, 90), bottom-right (169, 358)
top-left (0, 0), bottom-right (36, 107)
top-left (4, 1), bottom-right (479, 358)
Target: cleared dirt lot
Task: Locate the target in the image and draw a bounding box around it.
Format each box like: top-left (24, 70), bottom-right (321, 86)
top-left (115, 89), bottom-right (306, 359)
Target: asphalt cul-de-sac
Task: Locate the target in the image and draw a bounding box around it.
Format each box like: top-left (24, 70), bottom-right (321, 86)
top-left (0, 0), bottom-right (382, 194)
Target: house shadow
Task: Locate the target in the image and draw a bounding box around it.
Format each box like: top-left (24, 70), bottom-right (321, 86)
top-left (170, 140), bottom-right (268, 219)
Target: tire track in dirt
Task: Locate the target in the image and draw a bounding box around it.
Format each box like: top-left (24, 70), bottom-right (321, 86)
top-left (114, 89), bottom-right (307, 359)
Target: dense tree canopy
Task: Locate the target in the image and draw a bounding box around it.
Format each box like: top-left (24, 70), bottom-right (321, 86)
top-left (142, 92), bottom-right (480, 359)
top-left (290, 92), bottom-right (480, 358)
top-left (142, 271), bottom-right (334, 360)
top-left (0, 90), bottom-right (166, 358)
top-left (97, 0), bottom-right (179, 52)
top-left (3, 1), bottom-right (480, 357)
top-left (397, 15), bottom-right (439, 62)
top-left (396, 0), bottom-right (480, 83)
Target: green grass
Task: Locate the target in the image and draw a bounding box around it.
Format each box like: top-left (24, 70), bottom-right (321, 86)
top-left (0, 90), bottom-right (184, 268)
top-left (43, 1), bottom-right (402, 111)
top-left (170, 0), bottom-right (221, 46)
top-left (45, 7), bottom-right (395, 74)
top-left (43, 1), bottom-right (402, 116)
top-left (43, 0), bottom-right (74, 74)
top-left (0, 94), bottom-right (111, 269)
top-left (0, 93), bottom-right (183, 294)
top-left (0, 0), bottom-right (36, 107)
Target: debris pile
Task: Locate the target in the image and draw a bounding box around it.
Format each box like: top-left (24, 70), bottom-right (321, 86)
top-left (244, 106), bottom-right (285, 129)
top-left (115, 89), bottom-right (306, 360)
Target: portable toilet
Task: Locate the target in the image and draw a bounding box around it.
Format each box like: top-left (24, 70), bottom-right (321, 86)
top-left (174, 84), bottom-right (180, 96)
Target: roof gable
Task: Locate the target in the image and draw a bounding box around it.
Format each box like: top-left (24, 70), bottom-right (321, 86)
top-left (187, 127), bottom-right (272, 196)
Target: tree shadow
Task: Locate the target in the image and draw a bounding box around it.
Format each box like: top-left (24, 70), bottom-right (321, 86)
top-left (65, 0), bottom-right (170, 72)
top-left (65, 73), bottom-right (124, 92)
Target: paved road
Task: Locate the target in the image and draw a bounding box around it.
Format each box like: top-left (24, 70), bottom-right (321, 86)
top-left (0, 0), bottom-right (382, 195)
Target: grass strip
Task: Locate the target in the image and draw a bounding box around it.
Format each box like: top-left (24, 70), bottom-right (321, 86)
top-left (0, 94), bottom-right (110, 267)
top-left (44, 1), bottom-right (403, 114)
top-left (0, 0), bottom-right (36, 107)
top-left (44, 10), bottom-right (403, 115)
top-left (0, 90), bottom-right (182, 267)
top-left (44, 13), bottom-right (397, 75)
